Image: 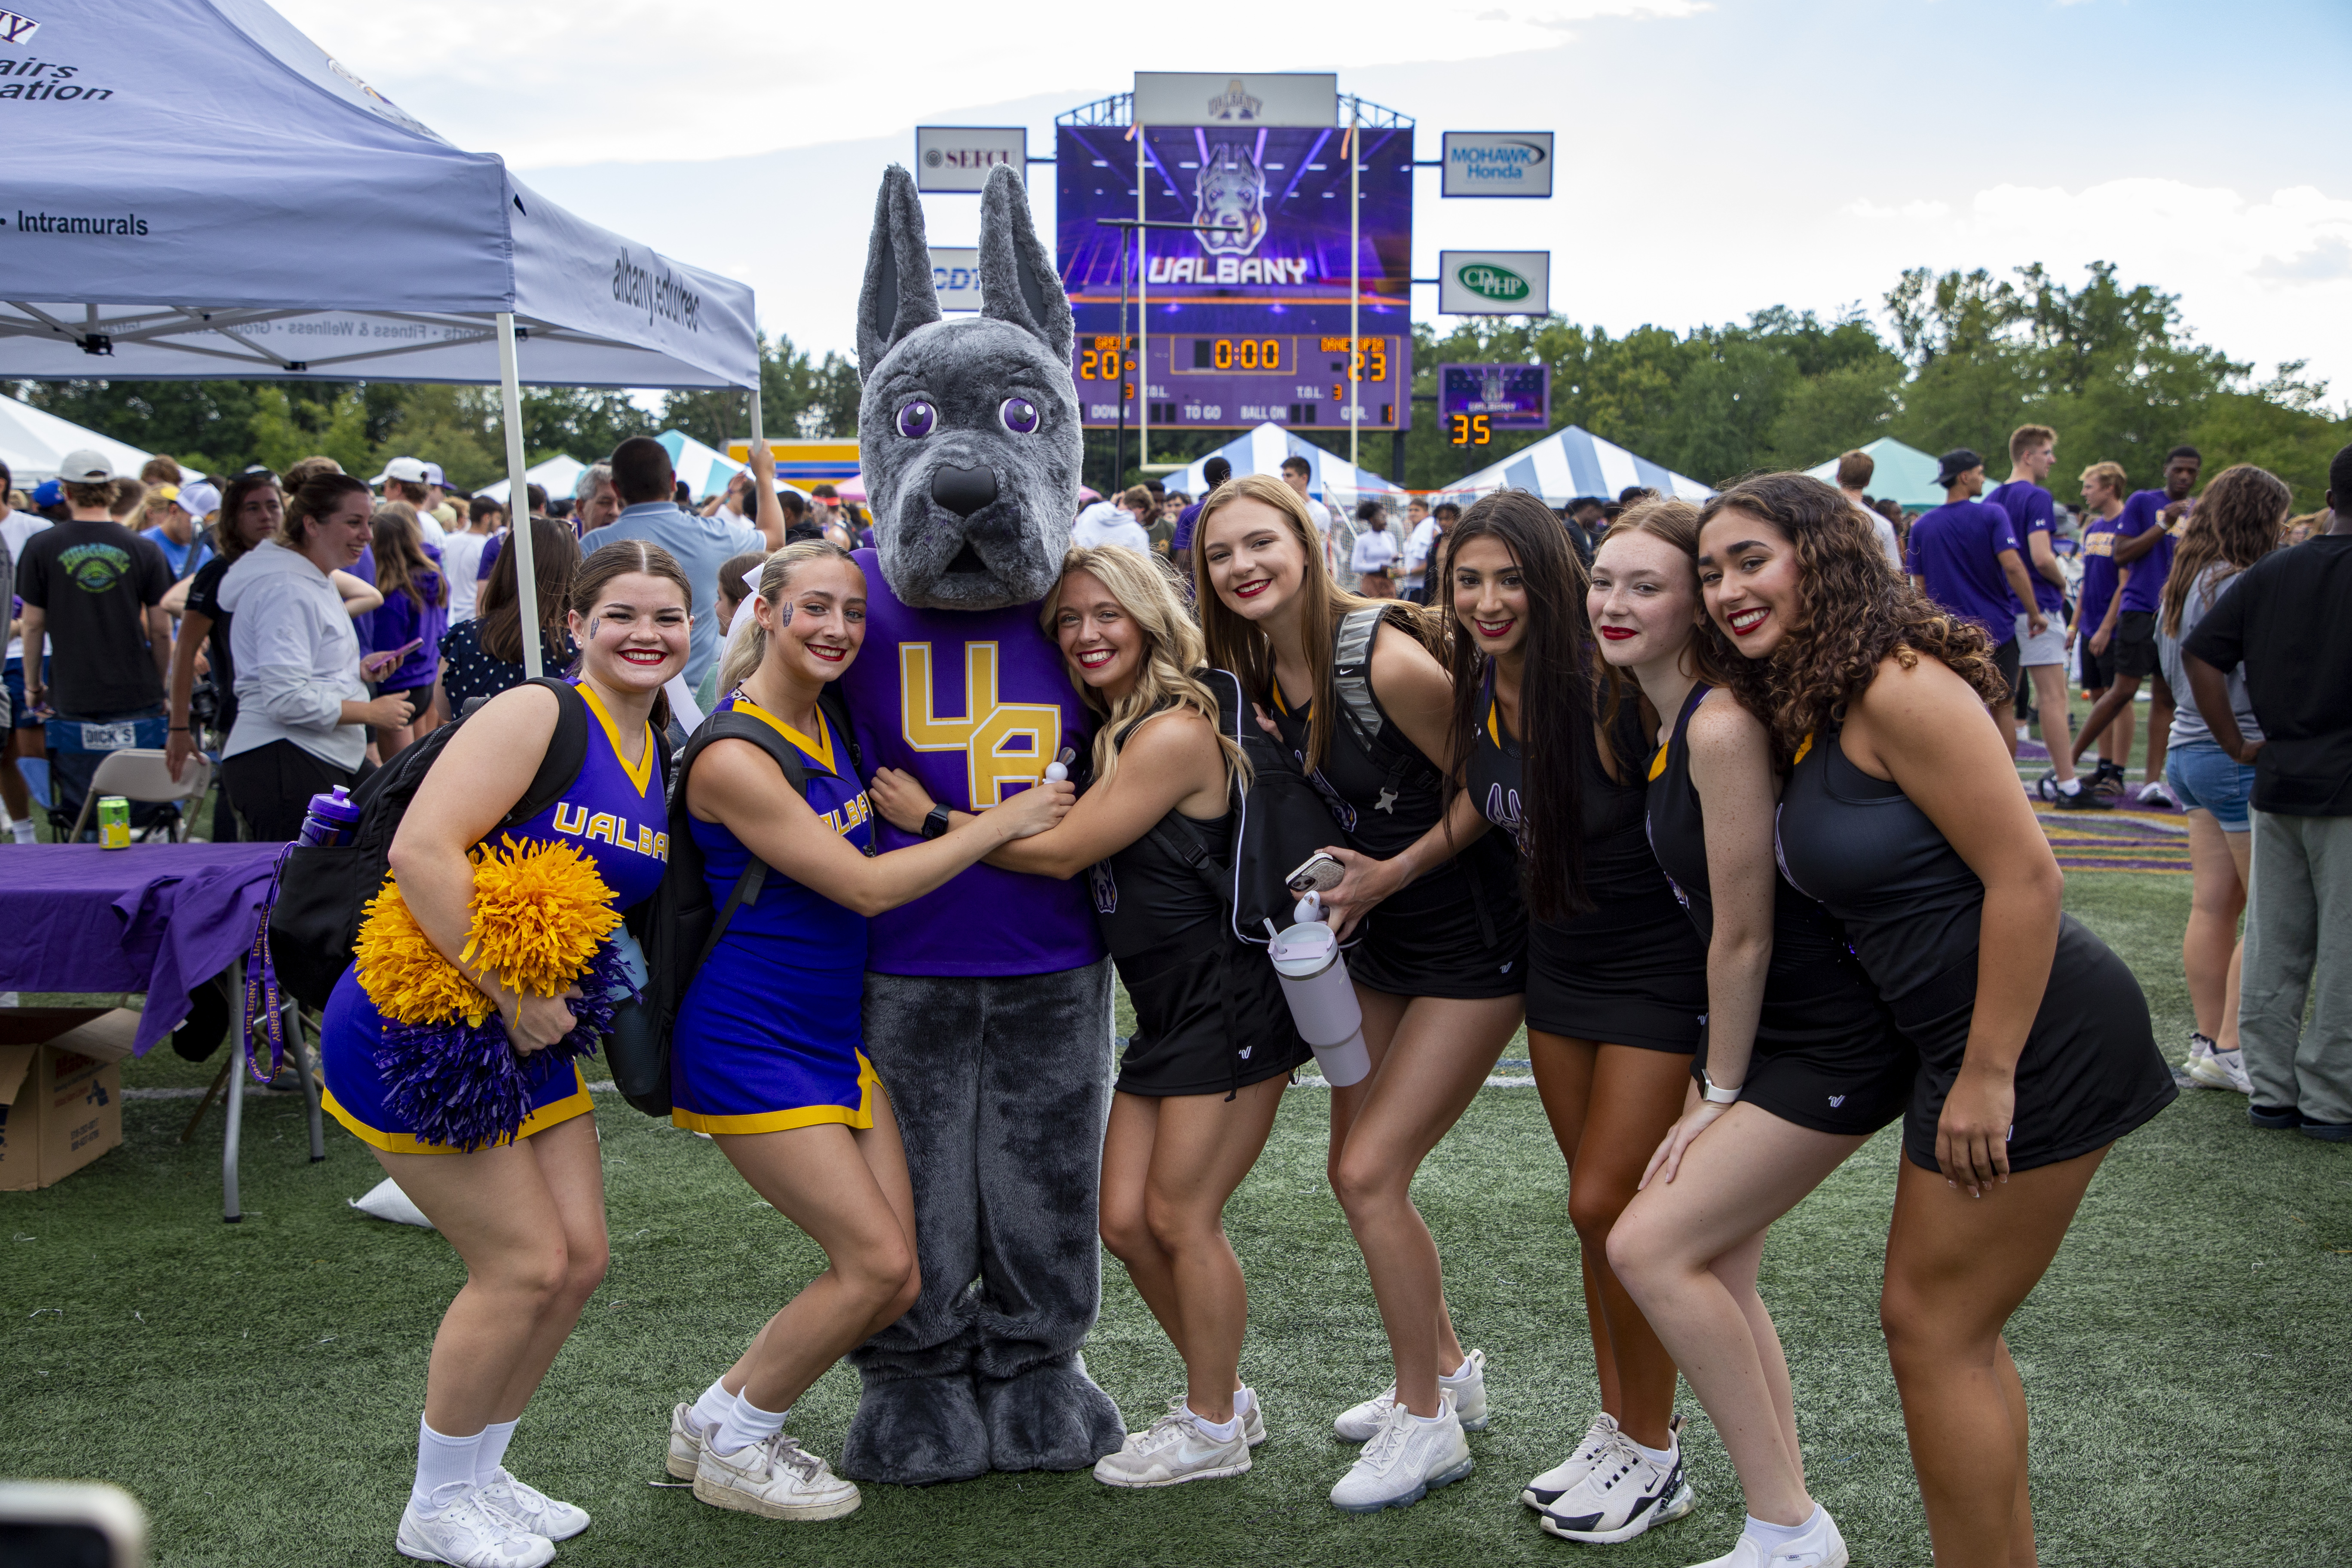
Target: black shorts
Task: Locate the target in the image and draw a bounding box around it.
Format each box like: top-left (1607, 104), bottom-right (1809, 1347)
top-left (1525, 881), bottom-right (1706, 1052)
top-left (2112, 610), bottom-right (2160, 680)
top-left (1700, 956), bottom-right (1914, 1136)
top-left (2077, 635), bottom-right (2115, 691)
top-left (1114, 924), bottom-right (1313, 1098)
top-left (1892, 916), bottom-right (2177, 1175)
top-left (1347, 845), bottom-right (1528, 1001)
top-left (1991, 635), bottom-right (2021, 705)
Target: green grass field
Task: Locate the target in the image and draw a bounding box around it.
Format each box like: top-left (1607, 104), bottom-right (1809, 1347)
top-left (5, 873), bottom-right (2348, 1566)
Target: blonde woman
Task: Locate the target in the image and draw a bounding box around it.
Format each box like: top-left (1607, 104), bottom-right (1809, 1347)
top-left (870, 544), bottom-right (1310, 1489)
top-left (1193, 474), bottom-right (1525, 1513)
top-left (662, 542), bottom-right (1072, 1523)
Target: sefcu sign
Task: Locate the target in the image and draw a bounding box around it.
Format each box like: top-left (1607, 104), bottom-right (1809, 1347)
top-left (1439, 131), bottom-right (1555, 199)
top-left (914, 126), bottom-right (1028, 193)
top-left (1438, 250), bottom-right (1550, 317)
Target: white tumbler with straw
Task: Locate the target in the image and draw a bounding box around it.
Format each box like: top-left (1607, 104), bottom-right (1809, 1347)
top-left (1266, 893), bottom-right (1372, 1087)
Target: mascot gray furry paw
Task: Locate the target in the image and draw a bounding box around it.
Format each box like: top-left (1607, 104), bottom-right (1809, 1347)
top-left (833, 163), bottom-right (1127, 1485)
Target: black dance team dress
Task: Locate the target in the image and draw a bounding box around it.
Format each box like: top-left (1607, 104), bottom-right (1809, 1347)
top-left (1463, 668), bottom-right (1705, 1048)
top-left (1775, 726), bottom-right (2175, 1172)
top-left (1267, 613), bottom-right (1525, 1000)
top-left (1643, 688), bottom-right (1913, 1134)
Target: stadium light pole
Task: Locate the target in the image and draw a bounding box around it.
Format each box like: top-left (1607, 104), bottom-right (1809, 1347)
top-left (1136, 120), bottom-right (1148, 478)
top-left (1348, 95), bottom-right (1361, 478)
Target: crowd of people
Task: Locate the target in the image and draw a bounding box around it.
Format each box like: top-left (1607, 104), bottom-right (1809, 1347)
top-left (5, 425), bottom-right (2346, 1568)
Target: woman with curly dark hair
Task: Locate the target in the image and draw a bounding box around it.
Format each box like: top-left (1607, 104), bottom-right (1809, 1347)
top-left (1440, 491), bottom-right (1707, 1546)
top-left (1695, 472), bottom-right (2174, 1568)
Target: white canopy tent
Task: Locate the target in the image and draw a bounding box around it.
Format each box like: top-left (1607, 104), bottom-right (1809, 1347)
top-left (0, 392), bottom-right (153, 486)
top-left (0, 0), bottom-right (760, 673)
top-left (478, 454), bottom-right (587, 508)
top-left (1160, 423), bottom-right (1404, 506)
top-left (1445, 425), bottom-right (1714, 505)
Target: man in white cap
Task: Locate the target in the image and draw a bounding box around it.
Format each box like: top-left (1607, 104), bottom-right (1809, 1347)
top-left (379, 457), bottom-right (448, 546)
top-left (14, 450), bottom-right (175, 805)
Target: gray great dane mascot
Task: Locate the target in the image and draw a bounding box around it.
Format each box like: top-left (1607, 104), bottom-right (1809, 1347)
top-left (833, 163), bottom-right (1127, 1485)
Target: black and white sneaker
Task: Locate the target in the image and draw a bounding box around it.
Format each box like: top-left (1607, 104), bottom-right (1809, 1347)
top-left (1537, 1425), bottom-right (1694, 1544)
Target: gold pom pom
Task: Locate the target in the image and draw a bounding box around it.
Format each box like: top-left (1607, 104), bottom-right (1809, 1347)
top-left (461, 836), bottom-right (621, 999)
top-left (354, 879), bottom-right (493, 1026)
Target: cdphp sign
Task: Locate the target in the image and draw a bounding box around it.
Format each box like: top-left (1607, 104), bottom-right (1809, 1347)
top-left (1439, 132), bottom-right (1555, 199)
top-left (914, 127), bottom-right (1028, 193)
top-left (1437, 251), bottom-right (1551, 316)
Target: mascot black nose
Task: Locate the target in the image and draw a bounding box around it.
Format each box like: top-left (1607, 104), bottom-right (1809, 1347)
top-left (931, 464), bottom-right (998, 517)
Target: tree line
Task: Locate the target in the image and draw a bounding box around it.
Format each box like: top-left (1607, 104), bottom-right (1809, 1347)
top-left (13, 263), bottom-right (2346, 511)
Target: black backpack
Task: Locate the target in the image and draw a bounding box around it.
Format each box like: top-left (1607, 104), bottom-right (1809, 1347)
top-left (1136, 668), bottom-right (1356, 949)
top-left (604, 687), bottom-right (862, 1117)
top-left (266, 678), bottom-right (613, 1011)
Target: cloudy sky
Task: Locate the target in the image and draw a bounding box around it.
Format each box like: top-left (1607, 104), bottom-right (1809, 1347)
top-left (281, 0), bottom-right (2352, 393)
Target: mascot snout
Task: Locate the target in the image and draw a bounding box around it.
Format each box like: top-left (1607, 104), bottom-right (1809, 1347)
top-left (931, 464), bottom-right (999, 516)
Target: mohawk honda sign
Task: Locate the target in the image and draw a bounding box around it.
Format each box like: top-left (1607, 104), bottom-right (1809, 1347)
top-left (913, 126), bottom-right (1027, 193)
top-left (1440, 131), bottom-right (1555, 198)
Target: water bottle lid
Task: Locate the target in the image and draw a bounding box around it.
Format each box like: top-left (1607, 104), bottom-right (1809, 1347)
top-left (311, 784), bottom-right (363, 822)
top-left (1268, 920), bottom-right (1338, 978)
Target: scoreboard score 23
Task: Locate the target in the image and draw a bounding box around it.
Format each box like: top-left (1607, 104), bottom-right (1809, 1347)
top-left (1072, 333), bottom-right (1409, 431)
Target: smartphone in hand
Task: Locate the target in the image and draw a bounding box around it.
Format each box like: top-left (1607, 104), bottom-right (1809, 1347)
top-left (363, 637), bottom-right (425, 677)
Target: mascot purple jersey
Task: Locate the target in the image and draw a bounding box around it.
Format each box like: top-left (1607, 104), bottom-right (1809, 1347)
top-left (840, 548), bottom-right (1104, 976)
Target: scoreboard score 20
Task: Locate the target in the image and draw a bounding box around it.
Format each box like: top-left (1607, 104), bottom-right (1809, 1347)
top-left (1072, 333), bottom-right (1407, 431)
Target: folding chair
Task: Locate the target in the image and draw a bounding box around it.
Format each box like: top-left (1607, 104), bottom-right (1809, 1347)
top-left (64, 748), bottom-right (213, 843)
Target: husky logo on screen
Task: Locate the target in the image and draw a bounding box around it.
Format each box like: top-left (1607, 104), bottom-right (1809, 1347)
top-left (1193, 143), bottom-right (1268, 258)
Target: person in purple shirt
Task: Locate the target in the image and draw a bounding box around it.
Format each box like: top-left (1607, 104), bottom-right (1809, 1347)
top-left (1905, 448), bottom-right (2047, 756)
top-left (2071, 462), bottom-right (2137, 786)
top-left (2070, 446), bottom-right (2202, 806)
top-left (1987, 424), bottom-right (2101, 805)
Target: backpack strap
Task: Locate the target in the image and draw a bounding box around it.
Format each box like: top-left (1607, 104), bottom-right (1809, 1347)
top-left (502, 677), bottom-right (594, 828)
top-left (818, 685), bottom-right (863, 779)
top-left (1330, 606), bottom-right (1386, 753)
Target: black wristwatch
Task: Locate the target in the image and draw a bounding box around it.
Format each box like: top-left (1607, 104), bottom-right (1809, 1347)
top-left (921, 805), bottom-right (952, 841)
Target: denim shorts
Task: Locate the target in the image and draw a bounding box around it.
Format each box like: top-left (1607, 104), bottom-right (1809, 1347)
top-left (2165, 738), bottom-right (2256, 831)
top-left (3, 657), bottom-right (48, 731)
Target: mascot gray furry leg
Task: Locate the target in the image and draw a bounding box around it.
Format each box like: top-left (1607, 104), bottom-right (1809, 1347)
top-left (843, 965), bottom-right (1120, 1482)
top-left (833, 163), bottom-right (1126, 1485)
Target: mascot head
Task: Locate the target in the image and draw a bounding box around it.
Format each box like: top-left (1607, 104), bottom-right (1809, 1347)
top-left (857, 164), bottom-right (1080, 611)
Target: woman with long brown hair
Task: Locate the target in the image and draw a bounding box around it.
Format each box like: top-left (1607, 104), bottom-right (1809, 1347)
top-left (1437, 490), bottom-right (1703, 1544)
top-left (1599, 497), bottom-right (1913, 1568)
top-left (1696, 472), bottom-right (2173, 1568)
top-left (434, 518), bottom-right (582, 722)
top-left (1194, 473), bottom-right (1524, 1513)
top-left (2156, 464), bottom-right (2291, 1092)
top-left (364, 503), bottom-right (450, 758)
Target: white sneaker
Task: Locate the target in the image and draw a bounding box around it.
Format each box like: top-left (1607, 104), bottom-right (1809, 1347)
top-left (666, 1403), bottom-right (706, 1480)
top-left (1240, 1386), bottom-right (1267, 1448)
top-left (1685, 1506), bottom-right (1848, 1568)
top-left (692, 1430), bottom-right (861, 1521)
top-left (2136, 780), bottom-right (2180, 809)
top-left (1522, 1410), bottom-right (1622, 1509)
top-left (1538, 1422), bottom-right (1694, 1543)
top-left (1333, 1348), bottom-right (1488, 1441)
top-left (2186, 1038), bottom-right (2253, 1094)
top-left (1328, 1392), bottom-right (1474, 1513)
top-left (1093, 1403), bottom-right (1253, 1488)
top-left (396, 1485), bottom-right (555, 1568)
top-left (475, 1470), bottom-right (588, 1543)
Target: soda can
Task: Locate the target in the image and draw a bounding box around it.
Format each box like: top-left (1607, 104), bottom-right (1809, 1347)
top-left (98, 794), bottom-right (132, 849)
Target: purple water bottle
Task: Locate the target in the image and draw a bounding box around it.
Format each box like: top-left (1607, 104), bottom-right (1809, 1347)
top-left (297, 785), bottom-right (362, 847)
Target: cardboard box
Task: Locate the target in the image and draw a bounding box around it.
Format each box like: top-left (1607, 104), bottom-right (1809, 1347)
top-left (0, 1009), bottom-right (135, 1191)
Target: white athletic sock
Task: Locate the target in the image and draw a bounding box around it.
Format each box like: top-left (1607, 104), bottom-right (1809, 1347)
top-left (1187, 1405), bottom-right (1241, 1443)
top-left (1746, 1505), bottom-right (1822, 1547)
top-left (1232, 1385), bottom-right (1258, 1417)
top-left (2058, 777), bottom-right (2083, 795)
top-left (1632, 1436), bottom-right (1675, 1467)
top-left (412, 1418), bottom-right (483, 1508)
top-left (709, 1391), bottom-right (789, 1458)
top-left (1438, 1358), bottom-right (1472, 1383)
top-left (475, 1418), bottom-right (518, 1485)
top-left (689, 1376), bottom-right (735, 1432)
top-left (1409, 1406), bottom-right (1451, 1427)
top-left (9, 820), bottom-right (34, 844)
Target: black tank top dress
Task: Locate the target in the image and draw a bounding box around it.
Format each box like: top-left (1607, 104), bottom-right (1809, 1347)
top-left (1092, 719), bottom-right (1313, 1098)
top-left (1645, 688), bottom-right (1913, 1135)
top-left (1465, 670), bottom-right (1705, 1050)
top-left (1775, 727), bottom-right (2175, 1173)
top-left (1268, 634), bottom-right (1526, 1001)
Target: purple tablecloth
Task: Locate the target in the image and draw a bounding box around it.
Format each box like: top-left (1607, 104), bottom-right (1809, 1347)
top-left (0, 843), bottom-right (287, 1055)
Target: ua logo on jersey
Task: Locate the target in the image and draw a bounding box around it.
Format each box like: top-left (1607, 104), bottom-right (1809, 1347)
top-left (1088, 860), bottom-right (1118, 915)
top-left (899, 642), bottom-right (1066, 808)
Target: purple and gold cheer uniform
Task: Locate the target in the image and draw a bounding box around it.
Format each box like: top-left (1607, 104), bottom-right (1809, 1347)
top-left (668, 693), bottom-right (882, 1134)
top-left (322, 684), bottom-right (669, 1153)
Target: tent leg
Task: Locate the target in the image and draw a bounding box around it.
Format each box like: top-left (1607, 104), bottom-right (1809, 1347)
top-left (496, 312), bottom-right (543, 680)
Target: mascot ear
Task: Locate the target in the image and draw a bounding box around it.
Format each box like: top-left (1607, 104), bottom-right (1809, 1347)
top-left (976, 165), bottom-right (1074, 365)
top-left (857, 165), bottom-right (943, 380)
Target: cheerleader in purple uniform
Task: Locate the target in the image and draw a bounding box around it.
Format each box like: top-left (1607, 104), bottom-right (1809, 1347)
top-left (320, 541), bottom-right (689, 1568)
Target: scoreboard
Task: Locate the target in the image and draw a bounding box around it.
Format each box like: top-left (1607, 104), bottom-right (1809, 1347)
top-left (1072, 331), bottom-right (1409, 431)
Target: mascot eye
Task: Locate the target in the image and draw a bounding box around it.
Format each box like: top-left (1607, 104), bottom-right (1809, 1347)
top-left (999, 397), bottom-right (1040, 435)
top-left (895, 401), bottom-right (936, 439)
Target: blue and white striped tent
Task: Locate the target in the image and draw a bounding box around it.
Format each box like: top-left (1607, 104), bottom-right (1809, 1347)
top-left (1448, 425), bottom-right (1712, 505)
top-left (1160, 423), bottom-right (1403, 505)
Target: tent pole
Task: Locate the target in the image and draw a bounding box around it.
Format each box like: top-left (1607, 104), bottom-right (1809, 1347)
top-left (496, 311), bottom-right (542, 680)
